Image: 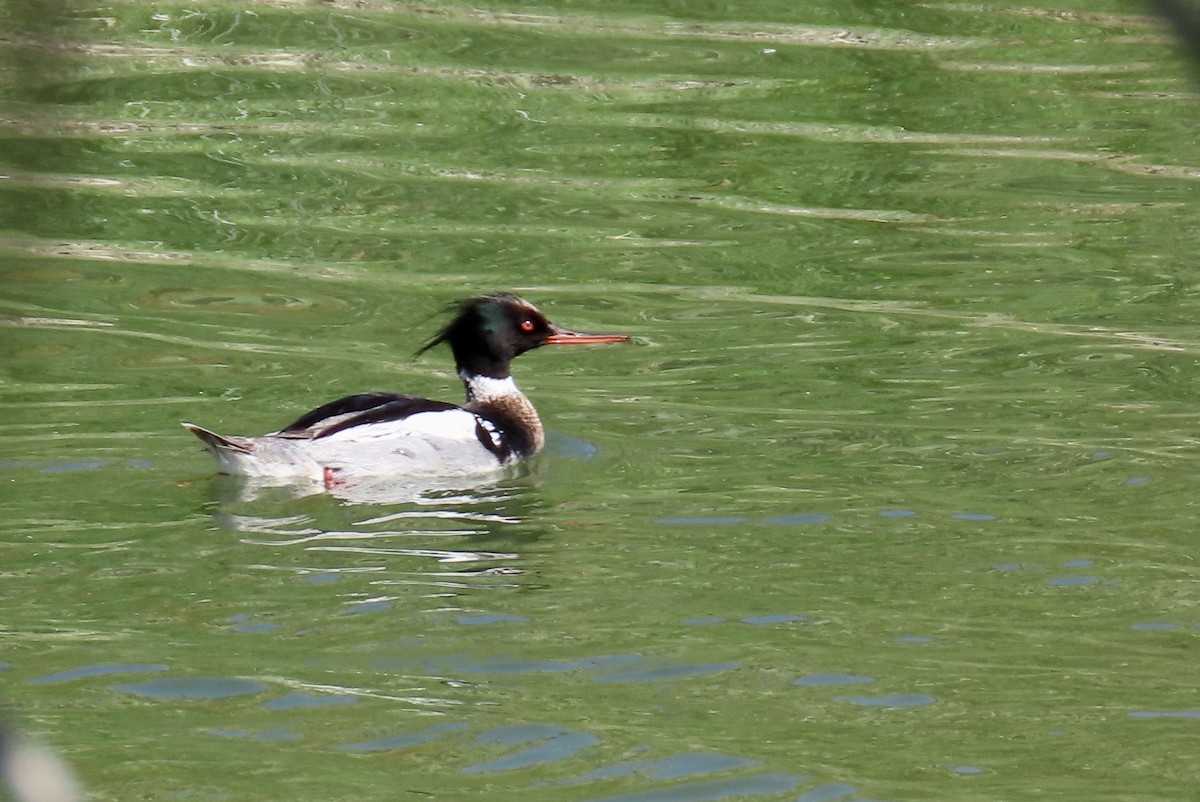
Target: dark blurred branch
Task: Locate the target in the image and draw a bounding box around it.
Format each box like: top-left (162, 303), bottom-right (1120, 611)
top-left (1148, 0), bottom-right (1200, 75)
top-left (0, 0), bottom-right (82, 105)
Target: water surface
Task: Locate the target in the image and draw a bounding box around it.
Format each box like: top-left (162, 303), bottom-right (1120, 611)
top-left (3, 1), bottom-right (1200, 800)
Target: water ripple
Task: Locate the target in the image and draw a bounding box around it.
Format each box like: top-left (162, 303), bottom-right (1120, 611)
top-left (464, 725), bottom-right (599, 775)
top-left (29, 663), bottom-right (168, 685)
top-left (555, 753), bottom-right (762, 785)
top-left (579, 772), bottom-right (807, 802)
top-left (110, 677), bottom-right (269, 700)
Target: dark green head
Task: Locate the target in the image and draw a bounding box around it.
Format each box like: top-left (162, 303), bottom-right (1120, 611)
top-left (417, 293), bottom-right (629, 378)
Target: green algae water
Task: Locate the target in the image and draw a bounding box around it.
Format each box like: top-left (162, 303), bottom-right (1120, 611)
top-left (4, 1), bottom-right (1200, 800)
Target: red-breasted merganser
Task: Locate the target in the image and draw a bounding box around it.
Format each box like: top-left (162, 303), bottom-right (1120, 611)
top-left (182, 293), bottom-right (628, 484)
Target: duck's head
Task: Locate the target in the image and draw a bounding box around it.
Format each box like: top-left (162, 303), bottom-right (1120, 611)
top-left (417, 293), bottom-right (629, 378)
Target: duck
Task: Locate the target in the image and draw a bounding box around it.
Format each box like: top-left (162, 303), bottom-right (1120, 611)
top-left (182, 293), bottom-right (628, 487)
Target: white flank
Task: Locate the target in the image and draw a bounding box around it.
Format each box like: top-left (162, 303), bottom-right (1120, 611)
top-left (189, 380), bottom-right (538, 482)
top-left (189, 406), bottom-right (514, 481)
top-left (320, 408), bottom-right (481, 444)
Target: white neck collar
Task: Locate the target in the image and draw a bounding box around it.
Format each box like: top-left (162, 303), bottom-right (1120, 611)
top-left (461, 372), bottom-right (520, 403)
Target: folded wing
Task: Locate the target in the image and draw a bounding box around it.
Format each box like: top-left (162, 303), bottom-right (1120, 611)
top-left (274, 393), bottom-right (461, 440)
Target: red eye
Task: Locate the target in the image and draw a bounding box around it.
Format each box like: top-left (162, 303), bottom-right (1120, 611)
top-left (520, 319), bottom-right (535, 332)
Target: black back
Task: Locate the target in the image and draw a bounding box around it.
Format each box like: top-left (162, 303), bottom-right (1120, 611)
top-left (277, 392), bottom-right (460, 439)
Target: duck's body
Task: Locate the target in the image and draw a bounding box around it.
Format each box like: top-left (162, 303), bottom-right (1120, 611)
top-left (182, 380), bottom-right (536, 481)
top-left (183, 294), bottom-right (627, 486)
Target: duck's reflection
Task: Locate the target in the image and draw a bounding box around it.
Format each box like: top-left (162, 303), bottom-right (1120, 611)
top-left (198, 465), bottom-right (550, 583)
top-left (204, 463), bottom-right (522, 506)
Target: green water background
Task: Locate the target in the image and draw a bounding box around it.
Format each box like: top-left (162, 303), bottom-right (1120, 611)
top-left (3, 1), bottom-right (1200, 800)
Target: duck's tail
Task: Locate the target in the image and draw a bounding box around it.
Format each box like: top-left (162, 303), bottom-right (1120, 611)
top-left (181, 422), bottom-right (253, 456)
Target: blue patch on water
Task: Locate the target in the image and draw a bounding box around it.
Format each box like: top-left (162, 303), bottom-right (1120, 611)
top-left (878, 509), bottom-right (916, 518)
top-left (581, 772), bottom-right (806, 802)
top-left (127, 459), bottom-right (154, 469)
top-left (1047, 576), bottom-right (1099, 587)
top-left (992, 562), bottom-right (1022, 571)
top-left (226, 613), bottom-right (279, 633)
top-left (39, 459), bottom-right (110, 474)
top-left (475, 723), bottom-right (566, 747)
top-left (544, 431), bottom-right (598, 461)
top-left (111, 677), bottom-right (268, 700)
top-left (593, 662), bottom-right (739, 684)
top-left (30, 663), bottom-right (168, 685)
top-left (1124, 476), bottom-right (1151, 486)
top-left (797, 782), bottom-right (858, 802)
top-left (951, 513), bottom-right (995, 521)
top-left (464, 725), bottom-right (599, 774)
top-left (340, 601), bottom-right (392, 615)
top-left (556, 752), bottom-right (761, 785)
top-left (336, 722), bottom-right (468, 753)
top-left (1128, 710), bottom-right (1200, 719)
top-left (1131, 622), bottom-right (1180, 631)
top-left (656, 517), bottom-right (752, 525)
top-left (763, 514), bottom-right (831, 525)
top-left (1062, 559), bottom-right (1093, 568)
top-left (834, 693), bottom-right (936, 708)
top-left (952, 765), bottom-right (984, 776)
top-left (457, 613), bottom-right (529, 626)
top-left (740, 614), bottom-right (809, 625)
top-left (232, 622), bottom-right (280, 633)
top-left (794, 674), bottom-right (875, 687)
top-left (263, 692), bottom-right (357, 711)
top-left (305, 573), bottom-right (341, 584)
